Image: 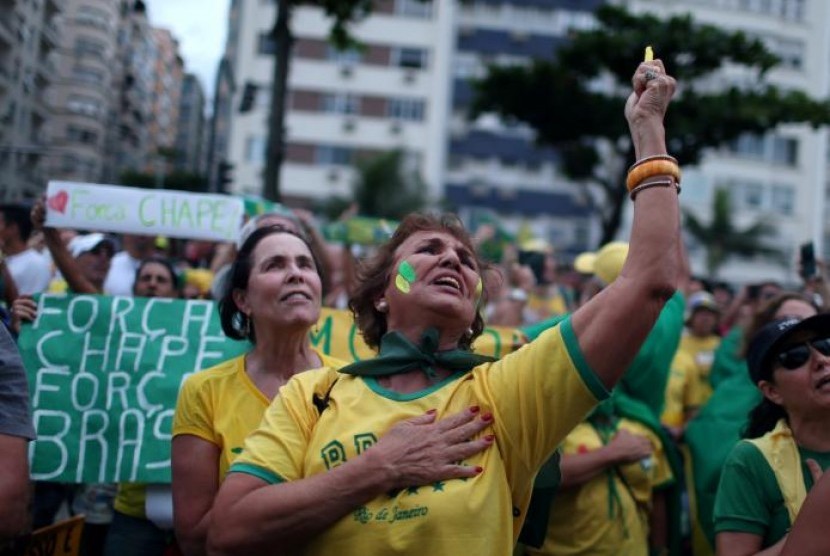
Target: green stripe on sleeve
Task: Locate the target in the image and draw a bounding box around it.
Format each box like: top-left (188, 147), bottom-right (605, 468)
top-left (228, 463), bottom-right (286, 485)
top-left (560, 317), bottom-right (610, 401)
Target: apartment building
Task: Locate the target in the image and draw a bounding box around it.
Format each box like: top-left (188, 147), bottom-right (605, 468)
top-left (0, 0), bottom-right (61, 201)
top-left (175, 73), bottom-right (206, 175)
top-left (620, 0), bottom-right (830, 283)
top-left (47, 0), bottom-right (119, 185)
top-left (221, 0), bottom-right (454, 204)
top-left (448, 0), bottom-right (605, 256)
top-left (145, 28), bottom-right (183, 174)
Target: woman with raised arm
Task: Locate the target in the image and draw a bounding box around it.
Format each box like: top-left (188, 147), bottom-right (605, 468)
top-left (172, 226), bottom-right (493, 556)
top-left (208, 59), bottom-right (680, 556)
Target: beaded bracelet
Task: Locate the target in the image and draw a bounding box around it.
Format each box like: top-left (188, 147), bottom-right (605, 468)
top-left (629, 178), bottom-right (681, 201)
top-left (626, 159), bottom-right (681, 192)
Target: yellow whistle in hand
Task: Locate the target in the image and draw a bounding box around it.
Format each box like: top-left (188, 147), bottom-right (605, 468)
top-left (644, 46), bottom-right (654, 62)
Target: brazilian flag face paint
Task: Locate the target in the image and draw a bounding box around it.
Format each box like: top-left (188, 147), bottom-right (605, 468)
top-left (396, 260), bottom-right (417, 294)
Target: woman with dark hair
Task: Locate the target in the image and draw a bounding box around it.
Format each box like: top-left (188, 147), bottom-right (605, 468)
top-left (684, 292), bottom-right (818, 553)
top-left (171, 226), bottom-right (492, 556)
top-left (208, 59), bottom-right (683, 555)
top-left (714, 310), bottom-right (830, 555)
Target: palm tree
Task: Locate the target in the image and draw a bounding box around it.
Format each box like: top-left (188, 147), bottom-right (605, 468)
top-left (684, 187), bottom-right (781, 279)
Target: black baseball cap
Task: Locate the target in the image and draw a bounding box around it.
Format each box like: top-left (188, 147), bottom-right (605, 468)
top-left (747, 313), bottom-right (830, 383)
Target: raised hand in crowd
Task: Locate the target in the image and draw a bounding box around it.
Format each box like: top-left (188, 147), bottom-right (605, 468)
top-left (31, 197), bottom-right (113, 295)
top-left (9, 296), bottom-right (36, 336)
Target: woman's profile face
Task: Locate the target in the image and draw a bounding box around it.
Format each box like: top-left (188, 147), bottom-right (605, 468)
top-left (238, 233), bottom-right (322, 330)
top-left (764, 329), bottom-right (830, 417)
top-left (383, 230), bottom-right (480, 335)
top-left (134, 262), bottom-right (178, 299)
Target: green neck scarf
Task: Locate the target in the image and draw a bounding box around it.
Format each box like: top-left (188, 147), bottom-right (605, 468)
top-left (338, 328), bottom-right (495, 380)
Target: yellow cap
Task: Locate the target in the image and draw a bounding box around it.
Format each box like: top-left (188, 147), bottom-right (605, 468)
top-left (644, 46), bottom-right (654, 62)
top-left (574, 252), bottom-right (597, 274)
top-left (184, 268), bottom-right (214, 295)
top-left (593, 242), bottom-right (629, 285)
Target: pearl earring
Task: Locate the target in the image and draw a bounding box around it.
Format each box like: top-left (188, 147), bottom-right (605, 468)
top-left (376, 300), bottom-right (388, 313)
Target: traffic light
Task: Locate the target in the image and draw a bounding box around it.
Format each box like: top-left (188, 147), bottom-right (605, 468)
top-left (239, 82), bottom-right (258, 113)
top-left (218, 160), bottom-right (234, 192)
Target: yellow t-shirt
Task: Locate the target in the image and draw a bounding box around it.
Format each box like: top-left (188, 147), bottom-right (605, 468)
top-left (231, 318), bottom-right (607, 556)
top-left (676, 333), bottom-right (720, 405)
top-left (660, 351), bottom-right (703, 429)
top-left (172, 351), bottom-right (346, 479)
top-left (526, 419), bottom-right (674, 556)
top-left (116, 350), bottom-right (344, 519)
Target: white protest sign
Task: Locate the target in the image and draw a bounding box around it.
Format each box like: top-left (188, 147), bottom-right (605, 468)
top-left (45, 181), bottom-right (245, 242)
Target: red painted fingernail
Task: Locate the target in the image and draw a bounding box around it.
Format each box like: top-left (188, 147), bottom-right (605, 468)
top-left (481, 413), bottom-right (493, 421)
top-left (426, 409), bottom-right (437, 414)
top-left (469, 405), bottom-right (480, 413)
top-left (475, 466), bottom-right (484, 474)
top-left (484, 435), bottom-right (495, 442)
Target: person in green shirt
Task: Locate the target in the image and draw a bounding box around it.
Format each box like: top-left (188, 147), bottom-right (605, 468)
top-left (714, 313), bottom-right (830, 555)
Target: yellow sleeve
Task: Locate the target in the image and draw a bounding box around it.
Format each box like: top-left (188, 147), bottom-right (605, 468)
top-left (684, 361), bottom-right (705, 408)
top-left (474, 317), bottom-right (607, 479)
top-left (661, 352), bottom-right (691, 428)
top-left (649, 429), bottom-right (674, 488)
top-left (172, 372), bottom-right (219, 445)
top-left (229, 368), bottom-right (336, 484)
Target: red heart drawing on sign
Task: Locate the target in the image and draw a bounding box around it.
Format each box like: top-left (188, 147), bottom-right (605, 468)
top-left (47, 190), bottom-right (68, 214)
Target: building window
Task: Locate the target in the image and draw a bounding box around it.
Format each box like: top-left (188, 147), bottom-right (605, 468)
top-left (388, 97), bottom-right (425, 121)
top-left (257, 32), bottom-right (276, 55)
top-left (75, 37), bottom-right (107, 60)
top-left (321, 93), bottom-right (359, 115)
top-left (781, 0), bottom-right (806, 21)
top-left (391, 47), bottom-right (428, 69)
top-left (316, 145), bottom-right (353, 165)
top-left (72, 65), bottom-right (104, 85)
top-left (66, 95), bottom-right (101, 117)
top-left (76, 5), bottom-right (110, 29)
top-left (730, 180), bottom-right (765, 209)
top-left (770, 37), bottom-right (804, 70)
top-left (326, 45), bottom-right (362, 66)
top-left (67, 125), bottom-right (99, 145)
top-left (244, 136), bottom-right (266, 163)
top-left (395, 0), bottom-right (432, 18)
top-left (770, 136), bottom-right (798, 166)
top-left (771, 184), bottom-right (795, 215)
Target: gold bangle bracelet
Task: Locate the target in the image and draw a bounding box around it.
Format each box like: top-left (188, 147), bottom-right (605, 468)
top-left (627, 154), bottom-right (678, 174)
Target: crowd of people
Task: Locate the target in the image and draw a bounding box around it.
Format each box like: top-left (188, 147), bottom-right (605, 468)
top-left (1, 60), bottom-right (828, 556)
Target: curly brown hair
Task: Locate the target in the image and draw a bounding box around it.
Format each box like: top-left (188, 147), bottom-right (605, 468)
top-left (349, 213), bottom-right (490, 351)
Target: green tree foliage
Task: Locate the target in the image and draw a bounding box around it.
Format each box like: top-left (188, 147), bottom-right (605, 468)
top-left (322, 150), bottom-right (426, 220)
top-left (472, 5), bottom-right (830, 245)
top-left (684, 188), bottom-right (780, 279)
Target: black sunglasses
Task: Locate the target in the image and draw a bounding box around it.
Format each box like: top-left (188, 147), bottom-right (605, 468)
top-left (774, 337), bottom-right (830, 370)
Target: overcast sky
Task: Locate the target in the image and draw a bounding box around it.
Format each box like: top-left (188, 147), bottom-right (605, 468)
top-left (144, 0), bottom-right (230, 102)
